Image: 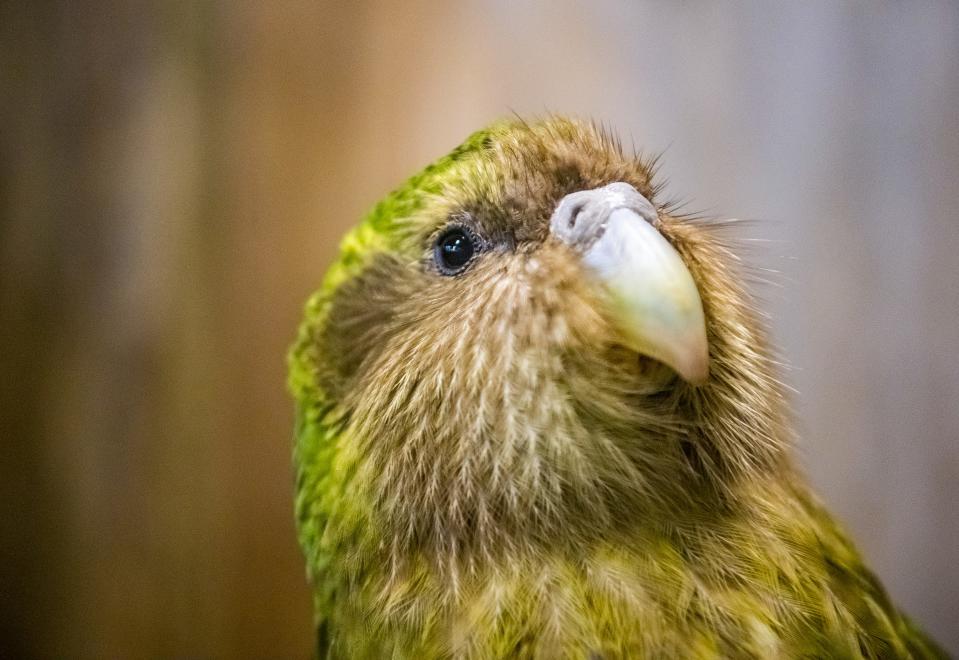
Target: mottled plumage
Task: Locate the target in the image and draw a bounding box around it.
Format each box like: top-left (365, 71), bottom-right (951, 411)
top-left (289, 117), bottom-right (946, 658)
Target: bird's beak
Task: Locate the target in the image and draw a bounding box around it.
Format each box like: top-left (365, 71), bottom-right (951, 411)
top-left (550, 183), bottom-right (709, 384)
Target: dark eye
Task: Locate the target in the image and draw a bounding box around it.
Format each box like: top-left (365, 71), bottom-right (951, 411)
top-left (434, 227), bottom-right (476, 275)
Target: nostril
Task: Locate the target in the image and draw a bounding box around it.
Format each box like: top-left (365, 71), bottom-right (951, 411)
top-left (568, 203), bottom-right (585, 229)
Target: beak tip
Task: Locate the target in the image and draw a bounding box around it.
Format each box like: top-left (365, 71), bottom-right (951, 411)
top-left (670, 342), bottom-right (710, 386)
top-left (683, 361), bottom-right (710, 386)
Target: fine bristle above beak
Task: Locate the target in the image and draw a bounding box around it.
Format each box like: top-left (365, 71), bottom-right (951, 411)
top-left (550, 184), bottom-right (709, 385)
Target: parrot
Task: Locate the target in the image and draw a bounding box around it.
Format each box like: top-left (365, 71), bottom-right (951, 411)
top-left (288, 116), bottom-right (947, 659)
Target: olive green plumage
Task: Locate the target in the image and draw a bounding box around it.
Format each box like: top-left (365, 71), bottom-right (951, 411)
top-left (289, 117), bottom-right (946, 659)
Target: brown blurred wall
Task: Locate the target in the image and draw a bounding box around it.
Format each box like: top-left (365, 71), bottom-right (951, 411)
top-left (2, 2), bottom-right (957, 658)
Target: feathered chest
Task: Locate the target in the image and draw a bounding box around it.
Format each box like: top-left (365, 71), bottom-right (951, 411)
top-left (310, 485), bottom-right (926, 659)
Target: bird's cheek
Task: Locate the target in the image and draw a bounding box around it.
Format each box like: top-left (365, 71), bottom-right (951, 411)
top-left (517, 242), bottom-right (618, 350)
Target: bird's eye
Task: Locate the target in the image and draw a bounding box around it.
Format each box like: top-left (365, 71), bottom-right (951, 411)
top-left (434, 227), bottom-right (476, 275)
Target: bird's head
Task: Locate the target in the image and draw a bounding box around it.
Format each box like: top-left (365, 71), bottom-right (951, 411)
top-left (291, 117), bottom-right (789, 559)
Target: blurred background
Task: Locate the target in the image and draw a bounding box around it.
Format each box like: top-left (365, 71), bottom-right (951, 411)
top-left (2, 2), bottom-right (957, 658)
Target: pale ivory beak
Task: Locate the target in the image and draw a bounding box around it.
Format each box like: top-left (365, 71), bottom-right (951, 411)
top-left (549, 183), bottom-right (709, 384)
